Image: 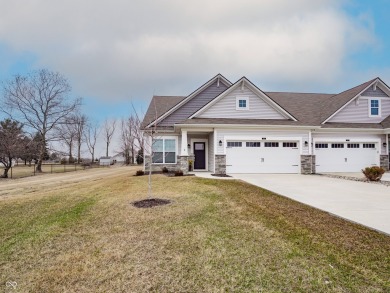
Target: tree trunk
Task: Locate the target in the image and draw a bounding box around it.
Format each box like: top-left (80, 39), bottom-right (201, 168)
top-left (91, 149), bottom-right (94, 164)
top-left (1, 167), bottom-right (10, 178)
top-left (77, 140), bottom-right (81, 163)
top-left (106, 142), bottom-right (109, 157)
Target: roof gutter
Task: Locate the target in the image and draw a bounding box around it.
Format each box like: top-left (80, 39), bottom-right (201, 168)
top-left (174, 123), bottom-right (320, 130)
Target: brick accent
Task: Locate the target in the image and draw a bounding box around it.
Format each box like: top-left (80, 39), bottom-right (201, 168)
top-left (215, 155), bottom-right (226, 175)
top-left (301, 155), bottom-right (316, 174)
top-left (144, 155), bottom-right (189, 173)
top-left (380, 155), bottom-right (389, 171)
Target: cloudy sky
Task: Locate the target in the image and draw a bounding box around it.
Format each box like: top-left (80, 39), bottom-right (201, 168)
top-left (0, 0), bottom-right (389, 156)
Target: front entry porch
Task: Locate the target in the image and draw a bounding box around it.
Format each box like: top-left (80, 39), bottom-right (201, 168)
top-left (180, 130), bottom-right (212, 173)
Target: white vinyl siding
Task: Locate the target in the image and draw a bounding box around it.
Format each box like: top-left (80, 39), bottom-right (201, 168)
top-left (198, 85), bottom-right (286, 119)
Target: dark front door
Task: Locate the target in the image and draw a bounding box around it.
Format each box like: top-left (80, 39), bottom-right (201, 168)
top-left (194, 142), bottom-right (206, 170)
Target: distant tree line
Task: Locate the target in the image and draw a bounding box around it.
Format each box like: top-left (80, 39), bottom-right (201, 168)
top-left (0, 68), bottom-right (144, 178)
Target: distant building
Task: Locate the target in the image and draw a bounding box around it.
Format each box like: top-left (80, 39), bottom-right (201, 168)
top-left (99, 156), bottom-right (113, 166)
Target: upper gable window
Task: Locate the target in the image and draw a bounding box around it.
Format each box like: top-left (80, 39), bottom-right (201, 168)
top-left (236, 97), bottom-right (249, 110)
top-left (369, 99), bottom-right (380, 117)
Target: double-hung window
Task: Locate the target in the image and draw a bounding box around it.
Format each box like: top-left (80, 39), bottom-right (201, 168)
top-left (369, 99), bottom-right (380, 117)
top-left (152, 138), bottom-right (176, 164)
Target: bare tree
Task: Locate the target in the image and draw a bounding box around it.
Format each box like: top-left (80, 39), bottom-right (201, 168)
top-left (85, 121), bottom-right (100, 163)
top-left (73, 113), bottom-right (88, 163)
top-left (1, 69), bottom-right (81, 172)
top-left (57, 117), bottom-right (77, 162)
top-left (120, 116), bottom-right (139, 165)
top-left (103, 119), bottom-right (116, 157)
top-left (0, 119), bottom-right (25, 178)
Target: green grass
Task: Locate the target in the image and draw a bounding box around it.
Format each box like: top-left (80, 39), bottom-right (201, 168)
top-left (0, 171), bottom-right (389, 292)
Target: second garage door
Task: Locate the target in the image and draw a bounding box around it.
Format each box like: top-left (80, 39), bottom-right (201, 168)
top-left (226, 141), bottom-right (300, 174)
top-left (315, 142), bottom-right (379, 173)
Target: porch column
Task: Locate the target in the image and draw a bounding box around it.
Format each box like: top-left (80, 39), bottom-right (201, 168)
top-left (181, 130), bottom-right (188, 156)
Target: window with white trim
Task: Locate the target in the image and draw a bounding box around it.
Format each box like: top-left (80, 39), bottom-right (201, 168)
top-left (264, 142), bottom-right (279, 147)
top-left (315, 143), bottom-right (328, 149)
top-left (227, 141), bottom-right (242, 147)
top-left (331, 143), bottom-right (344, 148)
top-left (236, 97), bottom-right (249, 110)
top-left (369, 99), bottom-right (380, 117)
top-left (283, 142), bottom-right (297, 148)
top-left (152, 138), bottom-right (176, 164)
top-left (246, 142), bottom-right (261, 147)
top-left (347, 143), bottom-right (359, 148)
top-left (363, 143), bottom-right (375, 149)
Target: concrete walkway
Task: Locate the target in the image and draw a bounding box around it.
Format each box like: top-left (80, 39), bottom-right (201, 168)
top-left (231, 174), bottom-right (390, 235)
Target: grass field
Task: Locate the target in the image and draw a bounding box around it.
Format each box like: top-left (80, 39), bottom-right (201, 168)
top-left (0, 168), bottom-right (389, 292)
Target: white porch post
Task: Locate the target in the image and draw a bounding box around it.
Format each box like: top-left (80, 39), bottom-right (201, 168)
top-left (181, 130), bottom-right (188, 156)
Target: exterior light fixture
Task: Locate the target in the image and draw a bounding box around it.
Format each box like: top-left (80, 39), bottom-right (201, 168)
top-left (304, 141), bottom-right (308, 146)
top-left (383, 142), bottom-right (387, 148)
top-left (219, 140), bottom-right (223, 146)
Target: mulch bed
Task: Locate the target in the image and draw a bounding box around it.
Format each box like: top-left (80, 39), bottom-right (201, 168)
top-left (132, 198), bottom-right (171, 208)
top-left (211, 174), bottom-right (232, 177)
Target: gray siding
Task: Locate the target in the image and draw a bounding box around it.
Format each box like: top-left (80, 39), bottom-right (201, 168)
top-left (198, 85), bottom-right (286, 119)
top-left (160, 81), bottom-right (228, 126)
top-left (361, 85), bottom-right (388, 97)
top-left (329, 98), bottom-right (390, 123)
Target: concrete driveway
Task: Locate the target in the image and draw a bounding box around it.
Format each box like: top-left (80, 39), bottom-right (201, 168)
top-left (231, 174), bottom-right (390, 235)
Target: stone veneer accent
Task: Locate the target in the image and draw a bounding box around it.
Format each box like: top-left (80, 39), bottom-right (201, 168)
top-left (301, 155), bottom-right (316, 174)
top-left (215, 155), bottom-right (226, 175)
top-left (144, 155), bottom-right (190, 174)
top-left (380, 155), bottom-right (389, 171)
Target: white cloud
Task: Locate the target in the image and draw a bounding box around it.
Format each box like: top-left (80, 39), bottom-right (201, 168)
top-left (0, 0), bottom-right (378, 100)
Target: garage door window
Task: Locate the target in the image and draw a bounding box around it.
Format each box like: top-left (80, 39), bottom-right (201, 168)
top-left (283, 142), bottom-right (297, 148)
top-left (347, 143), bottom-right (360, 148)
top-left (331, 143), bottom-right (344, 148)
top-left (227, 142), bottom-right (242, 147)
top-left (363, 143), bottom-right (375, 149)
top-left (315, 143), bottom-right (328, 148)
top-left (265, 142), bottom-right (279, 147)
top-left (246, 142), bottom-right (261, 147)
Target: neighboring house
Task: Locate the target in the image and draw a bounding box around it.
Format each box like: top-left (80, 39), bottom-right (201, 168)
top-left (141, 74), bottom-right (390, 175)
top-left (112, 153), bottom-right (126, 164)
top-left (99, 156), bottom-right (113, 166)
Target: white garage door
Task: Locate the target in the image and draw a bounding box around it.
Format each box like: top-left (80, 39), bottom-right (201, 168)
top-left (315, 142), bottom-right (379, 173)
top-left (226, 141), bottom-right (300, 174)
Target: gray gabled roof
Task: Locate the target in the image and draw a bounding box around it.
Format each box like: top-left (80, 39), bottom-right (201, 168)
top-left (141, 96), bottom-right (186, 129)
top-left (141, 77), bottom-right (390, 130)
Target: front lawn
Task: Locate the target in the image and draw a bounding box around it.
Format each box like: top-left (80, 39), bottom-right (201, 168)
top-left (0, 172), bottom-right (389, 292)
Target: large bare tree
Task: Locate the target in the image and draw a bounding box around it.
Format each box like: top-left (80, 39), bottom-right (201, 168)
top-left (1, 69), bottom-right (81, 172)
top-left (85, 121), bottom-right (100, 163)
top-left (103, 119), bottom-right (116, 157)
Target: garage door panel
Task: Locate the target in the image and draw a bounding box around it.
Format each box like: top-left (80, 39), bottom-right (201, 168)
top-left (315, 143), bottom-right (378, 173)
top-left (226, 141), bottom-right (300, 174)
